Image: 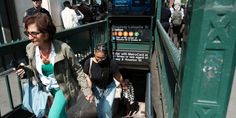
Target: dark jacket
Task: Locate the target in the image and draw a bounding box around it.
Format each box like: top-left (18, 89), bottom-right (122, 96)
top-left (78, 4), bottom-right (94, 24)
top-left (161, 6), bottom-right (171, 32)
top-left (23, 7), bottom-right (50, 23)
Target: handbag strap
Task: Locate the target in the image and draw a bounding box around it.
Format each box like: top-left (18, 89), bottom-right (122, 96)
top-left (89, 57), bottom-right (92, 78)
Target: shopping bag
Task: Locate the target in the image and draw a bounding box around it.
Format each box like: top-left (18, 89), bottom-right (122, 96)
top-left (22, 82), bottom-right (49, 118)
top-left (67, 91), bottom-right (97, 118)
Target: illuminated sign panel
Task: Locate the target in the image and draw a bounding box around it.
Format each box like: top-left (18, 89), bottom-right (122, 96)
top-left (110, 0), bottom-right (153, 15)
top-left (111, 24), bottom-right (150, 42)
top-left (113, 50), bottom-right (149, 62)
top-left (110, 17), bottom-right (151, 42)
top-left (109, 17), bottom-right (151, 65)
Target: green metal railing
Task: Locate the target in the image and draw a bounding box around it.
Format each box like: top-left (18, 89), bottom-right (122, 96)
top-left (0, 20), bottom-right (108, 117)
top-left (153, 20), bottom-right (181, 118)
top-left (152, 0), bottom-right (236, 117)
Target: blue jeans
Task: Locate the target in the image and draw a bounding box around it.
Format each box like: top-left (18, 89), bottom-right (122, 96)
top-left (93, 81), bottom-right (116, 118)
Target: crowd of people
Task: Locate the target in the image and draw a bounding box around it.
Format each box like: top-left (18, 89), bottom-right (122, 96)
top-left (23, 0), bottom-right (107, 30)
top-left (19, 0), bottom-right (137, 118)
top-left (161, 0), bottom-right (186, 49)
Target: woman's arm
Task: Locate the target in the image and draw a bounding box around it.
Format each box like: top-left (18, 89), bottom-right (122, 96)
top-left (114, 71), bottom-right (123, 83)
top-left (64, 44), bottom-right (93, 97)
top-left (77, 10), bottom-right (84, 20)
top-left (111, 59), bottom-right (123, 83)
top-left (84, 74), bottom-right (92, 88)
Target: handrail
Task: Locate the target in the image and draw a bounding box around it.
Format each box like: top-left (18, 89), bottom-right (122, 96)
top-left (153, 20), bottom-right (181, 118)
top-left (156, 20), bottom-right (181, 71)
top-left (146, 73), bottom-right (154, 118)
top-left (56, 20), bottom-right (106, 37)
top-left (0, 20), bottom-right (107, 55)
top-left (0, 39), bottom-right (29, 55)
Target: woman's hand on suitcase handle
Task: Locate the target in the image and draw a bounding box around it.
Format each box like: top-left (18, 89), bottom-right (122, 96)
top-left (86, 94), bottom-right (94, 103)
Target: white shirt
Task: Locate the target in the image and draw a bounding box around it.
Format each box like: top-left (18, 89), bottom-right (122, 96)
top-left (35, 44), bottom-right (59, 91)
top-left (61, 7), bottom-right (84, 29)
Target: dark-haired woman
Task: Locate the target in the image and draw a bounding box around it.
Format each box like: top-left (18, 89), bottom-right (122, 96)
top-left (83, 43), bottom-right (123, 118)
top-left (16, 13), bottom-right (93, 118)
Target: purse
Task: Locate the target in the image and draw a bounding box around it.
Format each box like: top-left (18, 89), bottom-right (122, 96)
top-left (67, 91), bottom-right (97, 118)
top-left (22, 81), bottom-right (49, 118)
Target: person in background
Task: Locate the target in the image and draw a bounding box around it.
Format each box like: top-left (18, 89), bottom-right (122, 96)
top-left (120, 79), bottom-right (139, 116)
top-left (92, 0), bottom-right (107, 21)
top-left (161, 0), bottom-right (171, 32)
top-left (78, 1), bottom-right (95, 24)
top-left (179, 5), bottom-right (186, 48)
top-left (83, 43), bottom-right (123, 118)
top-left (61, 1), bottom-right (84, 29)
top-left (170, 3), bottom-right (184, 49)
top-left (16, 13), bottom-right (93, 118)
top-left (23, 0), bottom-right (50, 23)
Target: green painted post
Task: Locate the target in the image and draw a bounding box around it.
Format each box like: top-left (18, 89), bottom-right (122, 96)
top-left (156, 0), bottom-right (162, 20)
top-left (178, 0), bottom-right (236, 118)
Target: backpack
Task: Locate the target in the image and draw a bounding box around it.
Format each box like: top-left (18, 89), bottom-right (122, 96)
top-left (172, 9), bottom-right (182, 26)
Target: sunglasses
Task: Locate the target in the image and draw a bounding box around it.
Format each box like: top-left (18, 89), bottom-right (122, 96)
top-left (24, 31), bottom-right (42, 37)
